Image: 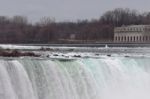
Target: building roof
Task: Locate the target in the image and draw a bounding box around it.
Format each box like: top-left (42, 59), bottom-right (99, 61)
top-left (116, 25), bottom-right (150, 29)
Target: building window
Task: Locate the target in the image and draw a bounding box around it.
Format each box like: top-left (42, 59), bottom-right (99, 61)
top-left (136, 36), bottom-right (138, 41)
top-left (128, 36), bottom-right (130, 42)
top-left (133, 36), bottom-right (136, 42)
top-left (122, 37), bottom-right (123, 41)
top-left (140, 36), bottom-right (142, 41)
top-left (130, 37), bottom-right (132, 42)
top-left (118, 37), bottom-right (120, 41)
top-left (143, 37), bottom-right (145, 41)
top-left (124, 37), bottom-right (126, 41)
top-left (115, 37), bottom-right (117, 41)
top-left (146, 36), bottom-right (148, 41)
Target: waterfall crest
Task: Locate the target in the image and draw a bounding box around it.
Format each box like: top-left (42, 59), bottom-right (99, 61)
top-left (0, 57), bottom-right (150, 99)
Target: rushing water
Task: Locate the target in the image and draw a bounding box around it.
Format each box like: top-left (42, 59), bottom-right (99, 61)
top-left (0, 57), bottom-right (150, 99)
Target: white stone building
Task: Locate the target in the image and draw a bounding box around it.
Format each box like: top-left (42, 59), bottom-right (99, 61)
top-left (114, 25), bottom-right (150, 43)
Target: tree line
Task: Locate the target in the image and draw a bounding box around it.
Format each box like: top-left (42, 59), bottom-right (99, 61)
top-left (0, 8), bottom-right (150, 44)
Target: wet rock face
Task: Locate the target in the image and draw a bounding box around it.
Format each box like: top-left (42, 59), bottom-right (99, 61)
top-left (0, 50), bottom-right (40, 57)
top-left (107, 54), bottom-right (111, 57)
top-left (53, 54), bottom-right (59, 56)
top-left (73, 55), bottom-right (81, 57)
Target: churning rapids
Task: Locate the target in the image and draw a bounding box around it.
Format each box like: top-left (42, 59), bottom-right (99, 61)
top-left (0, 57), bottom-right (150, 99)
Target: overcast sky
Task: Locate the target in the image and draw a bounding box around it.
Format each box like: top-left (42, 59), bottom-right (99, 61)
top-left (0, 0), bottom-right (149, 22)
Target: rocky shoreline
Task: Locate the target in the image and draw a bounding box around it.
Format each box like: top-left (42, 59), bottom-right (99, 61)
top-left (0, 50), bottom-right (40, 57)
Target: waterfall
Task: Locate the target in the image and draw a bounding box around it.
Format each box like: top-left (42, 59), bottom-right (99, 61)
top-left (0, 57), bottom-right (150, 99)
